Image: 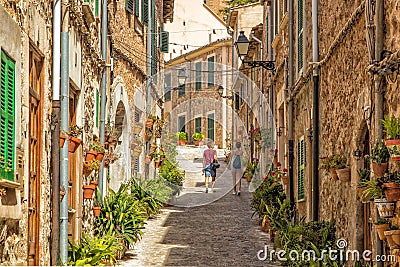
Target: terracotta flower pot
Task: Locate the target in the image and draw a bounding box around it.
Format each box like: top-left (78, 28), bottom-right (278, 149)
top-left (330, 168), bottom-right (338, 180)
top-left (145, 118), bottom-right (154, 129)
top-left (83, 184), bottom-right (96, 199)
top-left (178, 140), bottom-right (187, 146)
top-left (150, 144), bottom-right (157, 153)
top-left (60, 134), bottom-right (67, 148)
top-left (384, 231), bottom-right (397, 248)
top-left (90, 180), bottom-right (98, 187)
top-left (145, 155), bottom-right (153, 164)
top-left (96, 152), bottom-right (104, 162)
top-left (155, 161), bottom-right (161, 168)
top-left (375, 198), bottom-right (395, 218)
top-left (194, 140), bottom-right (200, 146)
top-left (85, 150), bottom-right (98, 162)
top-left (83, 162), bottom-right (93, 177)
top-left (336, 167), bottom-right (351, 182)
top-left (385, 139), bottom-right (400, 161)
top-left (93, 206), bottom-right (101, 217)
top-left (372, 162), bottom-right (388, 177)
top-left (383, 182), bottom-right (400, 202)
top-left (375, 224), bottom-right (389, 240)
top-left (357, 187), bottom-right (367, 200)
top-left (68, 136), bottom-right (83, 153)
top-left (385, 230), bottom-right (400, 248)
top-left (392, 230), bottom-right (400, 246)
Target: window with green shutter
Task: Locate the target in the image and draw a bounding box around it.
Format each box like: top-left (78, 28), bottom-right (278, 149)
top-left (207, 56), bottom-right (214, 87)
top-left (0, 51), bottom-right (15, 181)
top-left (195, 62), bottom-right (202, 90)
top-left (126, 0), bottom-right (134, 14)
top-left (297, 136), bottom-right (305, 200)
top-left (164, 73), bottom-right (171, 101)
top-left (135, 0), bottom-right (140, 17)
top-left (195, 117), bottom-right (202, 134)
top-left (160, 31), bottom-right (169, 53)
top-left (297, 0), bottom-right (303, 73)
top-left (95, 0), bottom-right (100, 17)
top-left (142, 0), bottom-right (149, 25)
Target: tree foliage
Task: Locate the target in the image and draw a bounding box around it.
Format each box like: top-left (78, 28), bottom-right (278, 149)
top-left (219, 0), bottom-right (259, 21)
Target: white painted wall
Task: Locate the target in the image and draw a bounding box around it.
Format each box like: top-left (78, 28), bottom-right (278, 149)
top-left (164, 0), bottom-right (229, 60)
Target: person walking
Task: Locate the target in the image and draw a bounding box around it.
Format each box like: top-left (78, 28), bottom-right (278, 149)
top-left (202, 141), bottom-right (217, 193)
top-left (231, 142), bottom-right (243, 195)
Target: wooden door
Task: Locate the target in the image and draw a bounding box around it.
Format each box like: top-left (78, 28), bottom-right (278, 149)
top-left (28, 48), bottom-right (43, 266)
top-left (363, 129), bottom-right (372, 252)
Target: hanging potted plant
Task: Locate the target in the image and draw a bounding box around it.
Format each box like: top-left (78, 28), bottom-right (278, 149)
top-left (145, 115), bottom-right (157, 129)
top-left (381, 172), bottom-right (400, 202)
top-left (154, 119), bottom-right (165, 138)
top-left (150, 143), bottom-right (158, 153)
top-left (60, 131), bottom-right (67, 148)
top-left (88, 141), bottom-right (105, 161)
top-left (105, 123), bottom-right (119, 148)
top-left (83, 159), bottom-right (101, 177)
top-left (83, 182), bottom-right (97, 199)
top-left (68, 125), bottom-right (83, 153)
top-left (365, 141), bottom-right (390, 177)
top-left (153, 151), bottom-right (165, 168)
top-left (93, 188), bottom-right (102, 217)
top-left (133, 122), bottom-right (144, 135)
top-left (145, 155), bottom-right (153, 164)
top-left (374, 219), bottom-right (390, 241)
top-left (375, 198), bottom-right (395, 218)
top-left (320, 156), bottom-right (338, 180)
top-left (104, 151), bottom-right (120, 168)
top-left (192, 132), bottom-right (205, 146)
top-left (131, 146), bottom-right (142, 158)
top-left (177, 132), bottom-right (187, 146)
top-left (144, 128), bottom-right (153, 142)
top-left (356, 168), bottom-right (371, 199)
top-left (331, 154), bottom-right (350, 182)
top-left (383, 115), bottom-right (400, 161)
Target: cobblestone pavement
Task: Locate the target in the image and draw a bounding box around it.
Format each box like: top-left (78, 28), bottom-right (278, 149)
top-left (119, 147), bottom-right (278, 267)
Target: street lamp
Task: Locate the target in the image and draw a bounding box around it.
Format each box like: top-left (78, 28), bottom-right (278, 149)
top-left (234, 31), bottom-right (276, 71)
top-left (217, 85), bottom-right (233, 99)
top-left (178, 68), bottom-right (187, 86)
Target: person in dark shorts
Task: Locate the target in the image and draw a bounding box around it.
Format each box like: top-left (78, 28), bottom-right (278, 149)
top-left (202, 141), bottom-right (217, 193)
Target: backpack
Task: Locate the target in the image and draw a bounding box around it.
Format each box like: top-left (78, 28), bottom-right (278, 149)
top-left (232, 155), bottom-right (241, 169)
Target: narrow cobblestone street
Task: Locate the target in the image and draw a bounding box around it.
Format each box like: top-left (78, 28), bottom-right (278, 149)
top-left (119, 147), bottom-right (277, 266)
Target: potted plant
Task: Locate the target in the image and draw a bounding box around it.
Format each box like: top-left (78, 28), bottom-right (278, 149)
top-left (105, 123), bottom-right (119, 146)
top-left (145, 115), bottom-right (157, 129)
top-left (365, 141), bottom-right (390, 177)
top-left (89, 141), bottom-right (105, 161)
top-left (144, 128), bottom-right (153, 142)
top-left (332, 155), bottom-right (350, 182)
top-left (132, 122), bottom-right (143, 135)
top-left (93, 188), bottom-right (102, 217)
top-left (104, 151), bottom-right (120, 168)
top-left (357, 168), bottom-right (371, 198)
top-left (320, 156), bottom-right (338, 179)
top-left (68, 125), bottom-right (83, 153)
top-left (131, 146), bottom-right (142, 158)
top-left (359, 179), bottom-right (384, 203)
top-left (192, 132), bottom-right (205, 146)
top-left (150, 143), bottom-right (158, 153)
top-left (83, 159), bottom-right (101, 177)
top-left (83, 183), bottom-right (96, 199)
top-left (384, 225), bottom-right (400, 249)
top-left (374, 219), bottom-right (390, 241)
top-left (382, 172), bottom-right (400, 202)
top-left (153, 151), bottom-right (165, 168)
top-left (154, 119), bottom-right (165, 138)
top-left (383, 115), bottom-right (400, 161)
top-left (177, 132), bottom-right (187, 146)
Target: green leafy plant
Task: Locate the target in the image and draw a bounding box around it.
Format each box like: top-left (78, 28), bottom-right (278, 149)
top-left (86, 159), bottom-right (101, 172)
top-left (67, 233), bottom-right (124, 266)
top-left (90, 141), bottom-right (105, 153)
top-left (148, 115), bottom-right (157, 121)
top-left (192, 132), bottom-right (205, 141)
top-left (95, 183), bottom-right (146, 247)
top-left (382, 115), bottom-right (400, 140)
top-left (357, 168), bottom-right (371, 183)
top-left (177, 132), bottom-right (187, 141)
top-left (69, 125), bottom-right (83, 138)
top-left (320, 154), bottom-right (347, 173)
top-left (359, 180), bottom-right (384, 202)
top-left (159, 160), bottom-right (184, 195)
top-left (365, 141), bottom-right (390, 165)
top-left (381, 171), bottom-right (400, 184)
top-left (374, 219), bottom-right (389, 225)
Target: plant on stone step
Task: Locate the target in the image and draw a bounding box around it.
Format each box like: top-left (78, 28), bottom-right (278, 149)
top-left (89, 141), bottom-right (105, 153)
top-left (359, 180), bottom-right (384, 202)
top-left (357, 168), bottom-right (371, 183)
top-left (365, 141), bottom-right (390, 165)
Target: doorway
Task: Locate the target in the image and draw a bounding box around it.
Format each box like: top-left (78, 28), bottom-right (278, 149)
top-left (28, 46), bottom-right (43, 266)
top-left (362, 129), bottom-right (372, 252)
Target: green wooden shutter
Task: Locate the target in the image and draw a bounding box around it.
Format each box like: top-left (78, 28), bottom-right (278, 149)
top-left (297, 136), bottom-right (305, 199)
top-left (142, 0), bottom-right (148, 25)
top-left (195, 62), bottom-right (202, 90)
top-left (126, 0), bottom-right (134, 14)
top-left (0, 51), bottom-right (15, 181)
top-left (207, 56), bottom-right (214, 87)
top-left (135, 0), bottom-right (140, 17)
top-left (160, 31), bottom-right (169, 53)
top-left (195, 117), bottom-right (202, 134)
top-left (150, 1), bottom-right (157, 76)
top-left (95, 0), bottom-right (100, 17)
top-left (297, 0), bottom-right (303, 73)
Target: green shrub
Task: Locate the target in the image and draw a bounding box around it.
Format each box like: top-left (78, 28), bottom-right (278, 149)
top-left (177, 132), bottom-right (187, 141)
top-left (383, 115), bottom-right (400, 140)
top-left (192, 132), bottom-right (205, 141)
top-left (159, 160), bottom-right (185, 193)
top-left (67, 233), bottom-right (124, 266)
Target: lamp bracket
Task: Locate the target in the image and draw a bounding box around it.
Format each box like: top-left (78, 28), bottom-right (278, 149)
top-left (243, 60), bottom-right (276, 71)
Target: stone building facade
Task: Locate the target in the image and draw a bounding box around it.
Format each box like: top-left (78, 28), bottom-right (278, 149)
top-left (257, 0), bottom-right (400, 263)
top-left (164, 39), bottom-right (233, 148)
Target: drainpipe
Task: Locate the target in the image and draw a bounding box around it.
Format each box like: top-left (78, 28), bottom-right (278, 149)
top-left (230, 30), bottom-right (235, 146)
top-left (312, 0), bottom-right (320, 221)
top-left (59, 0), bottom-right (69, 262)
top-left (99, 0), bottom-right (108, 195)
top-left (145, 0), bottom-right (153, 179)
top-left (374, 0), bottom-right (384, 264)
top-left (50, 0), bottom-right (61, 264)
top-left (288, 0), bottom-right (295, 207)
top-left (251, 35), bottom-right (263, 124)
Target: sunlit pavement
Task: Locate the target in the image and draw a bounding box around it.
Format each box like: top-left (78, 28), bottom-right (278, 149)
top-left (119, 146), bottom-right (278, 266)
